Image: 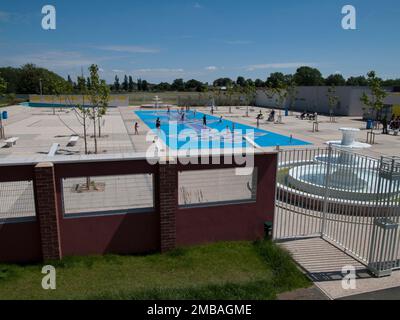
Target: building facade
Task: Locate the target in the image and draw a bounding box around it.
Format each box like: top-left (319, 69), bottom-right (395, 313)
top-left (255, 86), bottom-right (400, 118)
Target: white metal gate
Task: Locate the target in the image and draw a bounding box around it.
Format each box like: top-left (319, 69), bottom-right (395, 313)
top-left (274, 147), bottom-right (400, 277)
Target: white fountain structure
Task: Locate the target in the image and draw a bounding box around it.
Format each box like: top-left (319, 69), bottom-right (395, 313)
top-left (285, 128), bottom-right (400, 202)
top-left (152, 95), bottom-right (163, 108)
top-left (327, 128), bottom-right (371, 149)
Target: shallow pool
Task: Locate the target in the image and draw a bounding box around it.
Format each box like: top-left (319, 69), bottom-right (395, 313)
top-left (135, 110), bottom-right (311, 150)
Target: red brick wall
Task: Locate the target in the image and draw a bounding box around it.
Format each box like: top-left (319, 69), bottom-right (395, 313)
top-left (34, 163), bottom-right (62, 261)
top-left (158, 161), bottom-right (178, 253)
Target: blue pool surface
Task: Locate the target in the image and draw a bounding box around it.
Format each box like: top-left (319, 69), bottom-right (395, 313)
top-left (135, 110), bottom-right (311, 149)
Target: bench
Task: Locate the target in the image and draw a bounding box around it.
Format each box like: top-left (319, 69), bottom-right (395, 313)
top-left (5, 137), bottom-right (19, 147)
top-left (67, 136), bottom-right (79, 147)
top-left (48, 143), bottom-right (60, 157)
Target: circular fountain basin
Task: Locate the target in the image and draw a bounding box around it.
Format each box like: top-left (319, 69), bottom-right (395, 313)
top-left (287, 164), bottom-right (399, 201)
top-left (314, 154), bottom-right (379, 169)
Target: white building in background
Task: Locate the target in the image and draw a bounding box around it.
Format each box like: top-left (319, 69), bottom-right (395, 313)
top-left (255, 86), bottom-right (400, 119)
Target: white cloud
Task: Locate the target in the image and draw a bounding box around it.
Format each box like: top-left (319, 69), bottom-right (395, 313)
top-left (95, 45), bottom-right (159, 54)
top-left (112, 69), bottom-right (125, 73)
top-left (2, 51), bottom-right (98, 69)
top-left (246, 62), bottom-right (317, 71)
top-left (134, 68), bottom-right (185, 79)
top-left (194, 2), bottom-right (203, 9)
top-left (135, 68), bottom-right (184, 74)
top-left (205, 66), bottom-right (217, 71)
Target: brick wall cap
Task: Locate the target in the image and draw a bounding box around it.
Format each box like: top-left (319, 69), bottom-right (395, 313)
top-left (35, 162), bottom-right (54, 168)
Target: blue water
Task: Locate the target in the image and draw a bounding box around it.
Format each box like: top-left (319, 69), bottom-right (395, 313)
top-left (135, 110), bottom-right (311, 150)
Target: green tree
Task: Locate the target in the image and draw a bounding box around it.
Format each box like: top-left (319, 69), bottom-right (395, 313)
top-left (17, 64), bottom-right (68, 94)
top-left (185, 79), bottom-right (205, 92)
top-left (128, 76), bottom-right (134, 92)
top-left (254, 79), bottom-right (264, 88)
top-left (113, 75), bottom-right (120, 92)
top-left (325, 74), bottom-right (346, 86)
top-left (86, 77), bottom-right (92, 91)
top-left (0, 75), bottom-right (6, 96)
top-left (266, 72), bottom-right (285, 88)
top-left (286, 78), bottom-right (298, 112)
top-left (122, 75), bottom-right (129, 91)
top-left (171, 79), bottom-right (185, 91)
top-left (141, 80), bottom-right (149, 91)
top-left (88, 64), bottom-right (110, 152)
top-left (360, 71), bottom-right (387, 122)
top-left (213, 78), bottom-right (233, 88)
top-left (236, 76), bottom-right (246, 87)
top-left (327, 85), bottom-right (339, 122)
top-left (293, 66), bottom-right (324, 86)
top-left (346, 76), bottom-right (368, 86)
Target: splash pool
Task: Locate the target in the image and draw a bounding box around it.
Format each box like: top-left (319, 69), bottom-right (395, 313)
top-left (135, 110), bottom-right (311, 150)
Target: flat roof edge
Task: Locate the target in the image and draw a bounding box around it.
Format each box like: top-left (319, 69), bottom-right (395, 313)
top-left (0, 148), bottom-right (278, 167)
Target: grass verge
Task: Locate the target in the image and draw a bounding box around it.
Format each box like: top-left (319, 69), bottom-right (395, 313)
top-left (0, 240), bottom-right (310, 300)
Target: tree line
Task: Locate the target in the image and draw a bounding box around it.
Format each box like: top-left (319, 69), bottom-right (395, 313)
top-left (1, 64), bottom-right (400, 96)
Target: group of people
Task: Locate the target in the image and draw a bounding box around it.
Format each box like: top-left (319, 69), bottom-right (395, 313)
top-left (390, 116), bottom-right (400, 131)
top-left (381, 115), bottom-right (400, 135)
top-left (299, 111), bottom-right (317, 121)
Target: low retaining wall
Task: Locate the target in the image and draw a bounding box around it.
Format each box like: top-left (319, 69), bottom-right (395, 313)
top-left (0, 152), bottom-right (277, 263)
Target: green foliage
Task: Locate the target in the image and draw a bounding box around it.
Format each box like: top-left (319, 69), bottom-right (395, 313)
top-left (266, 72), bottom-right (285, 88)
top-left (360, 71), bottom-right (387, 120)
top-left (346, 76), bottom-right (368, 86)
top-left (0, 75), bottom-right (6, 96)
top-left (128, 76), bottom-right (134, 92)
top-left (327, 85), bottom-right (339, 111)
top-left (293, 66), bottom-right (324, 86)
top-left (213, 77), bottom-right (233, 88)
top-left (265, 78), bottom-right (288, 109)
top-left (5, 64), bottom-right (69, 94)
top-left (113, 75), bottom-right (120, 92)
top-left (325, 74), bottom-right (346, 86)
top-left (171, 78), bottom-right (185, 91)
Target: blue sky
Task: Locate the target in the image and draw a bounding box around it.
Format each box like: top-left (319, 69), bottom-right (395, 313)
top-left (0, 0), bottom-right (399, 83)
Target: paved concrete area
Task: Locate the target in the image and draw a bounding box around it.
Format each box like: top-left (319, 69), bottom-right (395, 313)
top-left (280, 237), bottom-right (400, 300)
top-left (339, 285), bottom-right (400, 300)
top-left (277, 285), bottom-right (329, 300)
top-left (0, 105), bottom-right (399, 159)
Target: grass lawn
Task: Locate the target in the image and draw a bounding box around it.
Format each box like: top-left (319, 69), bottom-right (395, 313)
top-left (0, 241), bottom-right (310, 300)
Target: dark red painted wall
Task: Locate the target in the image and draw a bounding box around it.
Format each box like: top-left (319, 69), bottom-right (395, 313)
top-left (0, 221), bottom-right (42, 263)
top-left (54, 159), bottom-right (160, 256)
top-left (59, 213), bottom-right (160, 256)
top-left (176, 154), bottom-right (277, 246)
top-left (0, 165), bottom-right (42, 263)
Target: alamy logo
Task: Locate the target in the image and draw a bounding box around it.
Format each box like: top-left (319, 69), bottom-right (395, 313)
top-left (41, 265), bottom-right (56, 290)
top-left (342, 265), bottom-right (356, 290)
top-left (41, 5), bottom-right (56, 30)
top-left (342, 5), bottom-right (356, 30)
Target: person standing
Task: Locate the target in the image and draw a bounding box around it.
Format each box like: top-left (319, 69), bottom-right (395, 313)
top-left (203, 114), bottom-right (207, 127)
top-left (156, 118), bottom-right (161, 130)
top-left (382, 117), bottom-right (388, 134)
top-left (134, 122), bottom-right (139, 135)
